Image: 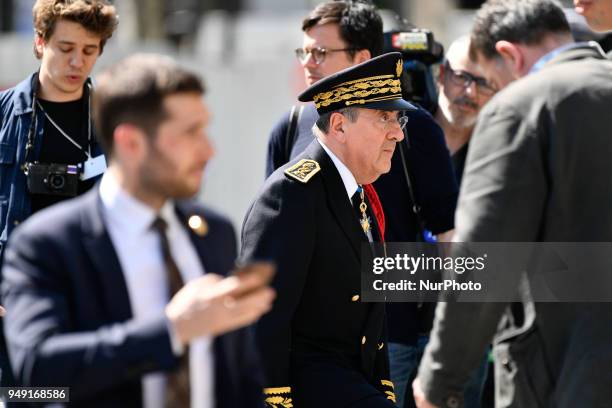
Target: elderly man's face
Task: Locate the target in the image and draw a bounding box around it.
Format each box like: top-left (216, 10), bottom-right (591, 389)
top-left (341, 108), bottom-right (405, 184)
top-left (438, 54), bottom-right (497, 128)
top-left (575, 0), bottom-right (612, 32)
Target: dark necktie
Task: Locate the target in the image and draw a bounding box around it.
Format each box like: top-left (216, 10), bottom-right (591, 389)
top-left (151, 216), bottom-right (190, 408)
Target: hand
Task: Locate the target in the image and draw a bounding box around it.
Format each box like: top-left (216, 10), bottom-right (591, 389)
top-left (413, 377), bottom-right (440, 408)
top-left (166, 265), bottom-right (275, 344)
top-left (0, 305), bottom-right (5, 317)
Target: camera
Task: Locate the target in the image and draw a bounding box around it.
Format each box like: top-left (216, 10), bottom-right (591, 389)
top-left (25, 162), bottom-right (80, 197)
top-left (384, 29), bottom-right (444, 65)
top-left (384, 27), bottom-right (445, 114)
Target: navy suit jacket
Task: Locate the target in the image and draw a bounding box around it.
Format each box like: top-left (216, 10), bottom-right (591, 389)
top-left (1, 188), bottom-right (263, 407)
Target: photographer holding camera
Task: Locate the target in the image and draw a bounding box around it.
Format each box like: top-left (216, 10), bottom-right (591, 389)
top-left (0, 0), bottom-right (118, 264)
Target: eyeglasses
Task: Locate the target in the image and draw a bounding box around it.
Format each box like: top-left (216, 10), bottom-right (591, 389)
top-left (294, 46), bottom-right (357, 65)
top-left (444, 62), bottom-right (498, 96)
top-left (380, 113), bottom-right (409, 131)
top-left (355, 111), bottom-right (409, 132)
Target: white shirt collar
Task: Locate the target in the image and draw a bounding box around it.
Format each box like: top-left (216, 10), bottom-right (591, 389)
top-left (99, 170), bottom-right (175, 234)
top-left (317, 138), bottom-right (359, 200)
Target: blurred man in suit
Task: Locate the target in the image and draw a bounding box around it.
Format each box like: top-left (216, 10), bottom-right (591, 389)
top-left (2, 54), bottom-right (275, 407)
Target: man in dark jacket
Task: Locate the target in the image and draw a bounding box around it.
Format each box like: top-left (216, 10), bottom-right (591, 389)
top-left (413, 1), bottom-right (612, 407)
top-left (242, 53), bottom-right (415, 408)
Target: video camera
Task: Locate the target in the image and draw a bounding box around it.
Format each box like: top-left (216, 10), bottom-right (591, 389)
top-left (383, 27), bottom-right (444, 114)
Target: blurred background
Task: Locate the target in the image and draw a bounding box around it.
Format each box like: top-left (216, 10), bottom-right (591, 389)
top-left (0, 0), bottom-right (603, 228)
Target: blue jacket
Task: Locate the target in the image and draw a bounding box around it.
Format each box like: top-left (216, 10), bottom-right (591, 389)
top-left (0, 73), bottom-right (102, 262)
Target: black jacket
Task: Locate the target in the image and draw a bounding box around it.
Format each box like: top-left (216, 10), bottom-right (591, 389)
top-left (1, 187), bottom-right (263, 407)
top-left (242, 141), bottom-right (395, 407)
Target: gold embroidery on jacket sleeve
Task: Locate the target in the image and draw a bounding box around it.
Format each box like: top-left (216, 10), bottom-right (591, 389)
top-left (264, 387), bottom-right (293, 408)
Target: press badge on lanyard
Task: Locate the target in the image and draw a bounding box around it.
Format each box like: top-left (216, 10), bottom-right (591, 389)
top-left (35, 85), bottom-right (107, 181)
top-left (80, 154), bottom-right (107, 180)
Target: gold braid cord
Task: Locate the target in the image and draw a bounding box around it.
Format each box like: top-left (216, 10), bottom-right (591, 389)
top-left (314, 77), bottom-right (402, 108)
top-left (264, 387), bottom-right (293, 408)
top-left (381, 380), bottom-right (397, 403)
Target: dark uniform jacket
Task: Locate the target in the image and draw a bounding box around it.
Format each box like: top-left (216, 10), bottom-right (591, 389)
top-left (1, 188), bottom-right (263, 407)
top-left (265, 106), bottom-right (458, 345)
top-left (241, 140), bottom-right (396, 407)
top-left (417, 44), bottom-right (612, 408)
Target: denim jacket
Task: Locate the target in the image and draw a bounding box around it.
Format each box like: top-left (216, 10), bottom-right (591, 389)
top-left (0, 73), bottom-right (101, 262)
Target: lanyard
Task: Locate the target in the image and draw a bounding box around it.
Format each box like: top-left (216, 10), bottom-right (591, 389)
top-left (35, 100), bottom-right (92, 159)
top-left (22, 75), bottom-right (94, 174)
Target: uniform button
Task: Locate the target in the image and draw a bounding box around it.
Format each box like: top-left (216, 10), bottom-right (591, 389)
top-left (446, 395), bottom-right (460, 408)
top-left (361, 336), bottom-right (366, 345)
top-left (13, 220), bottom-right (20, 226)
top-left (351, 295), bottom-right (360, 302)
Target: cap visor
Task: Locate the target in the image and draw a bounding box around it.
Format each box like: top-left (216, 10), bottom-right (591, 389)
top-left (362, 99), bottom-right (417, 111)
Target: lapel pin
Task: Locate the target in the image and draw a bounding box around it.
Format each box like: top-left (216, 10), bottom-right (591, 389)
top-left (188, 215), bottom-right (208, 237)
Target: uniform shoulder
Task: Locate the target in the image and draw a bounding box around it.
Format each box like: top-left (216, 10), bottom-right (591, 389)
top-left (283, 158), bottom-right (321, 184)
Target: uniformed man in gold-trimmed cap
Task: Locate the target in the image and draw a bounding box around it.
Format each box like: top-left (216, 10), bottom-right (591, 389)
top-left (241, 52), bottom-right (414, 407)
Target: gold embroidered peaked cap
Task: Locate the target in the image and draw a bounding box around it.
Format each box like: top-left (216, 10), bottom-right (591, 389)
top-left (298, 52), bottom-right (417, 115)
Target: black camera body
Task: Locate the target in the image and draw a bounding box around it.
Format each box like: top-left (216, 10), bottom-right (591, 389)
top-left (26, 162), bottom-right (80, 197)
top-left (383, 28), bottom-right (445, 114)
top-left (384, 29), bottom-right (444, 65)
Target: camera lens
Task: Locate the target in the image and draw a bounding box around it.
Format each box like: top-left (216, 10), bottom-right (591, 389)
top-left (48, 173), bottom-right (66, 190)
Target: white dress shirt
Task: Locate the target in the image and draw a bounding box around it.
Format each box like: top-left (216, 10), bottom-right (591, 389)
top-left (99, 171), bottom-right (214, 408)
top-left (317, 138), bottom-right (358, 201)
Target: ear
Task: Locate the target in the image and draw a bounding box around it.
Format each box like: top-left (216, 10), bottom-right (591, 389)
top-left (353, 49), bottom-right (371, 64)
top-left (34, 35), bottom-right (45, 59)
top-left (438, 63), bottom-right (445, 84)
top-left (329, 112), bottom-right (347, 143)
top-left (495, 40), bottom-right (523, 77)
top-left (113, 124), bottom-right (147, 161)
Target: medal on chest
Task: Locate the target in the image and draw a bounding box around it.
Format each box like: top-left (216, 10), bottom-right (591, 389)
top-left (357, 186), bottom-right (371, 234)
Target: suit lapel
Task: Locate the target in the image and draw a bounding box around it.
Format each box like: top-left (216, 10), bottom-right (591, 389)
top-left (80, 188), bottom-right (133, 322)
top-left (174, 204), bottom-right (229, 275)
top-left (174, 204), bottom-right (239, 405)
top-left (305, 141), bottom-right (368, 259)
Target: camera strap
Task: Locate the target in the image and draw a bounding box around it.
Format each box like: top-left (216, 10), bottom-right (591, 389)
top-left (35, 100), bottom-right (92, 159)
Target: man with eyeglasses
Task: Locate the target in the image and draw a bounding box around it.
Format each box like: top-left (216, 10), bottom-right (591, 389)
top-left (435, 36), bottom-right (497, 185)
top-left (265, 0), bottom-right (382, 175)
top-left (242, 53), bottom-right (415, 407)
